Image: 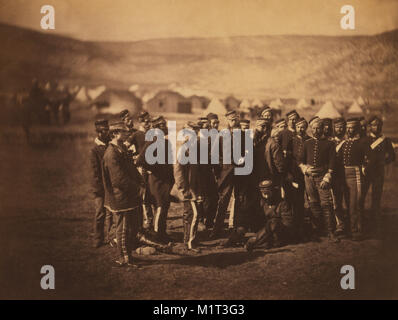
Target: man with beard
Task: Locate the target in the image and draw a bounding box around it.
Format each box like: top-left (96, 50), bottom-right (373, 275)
top-left (299, 117), bottom-right (338, 242)
top-left (260, 106), bottom-right (273, 125)
top-left (291, 117), bottom-right (311, 240)
top-left (240, 119), bottom-right (250, 131)
top-left (331, 117), bottom-right (349, 236)
top-left (337, 118), bottom-right (372, 241)
top-left (207, 113), bottom-right (220, 130)
top-left (271, 118), bottom-right (287, 143)
top-left (90, 119), bottom-right (113, 248)
top-left (322, 118), bottom-right (333, 140)
top-left (126, 111), bottom-right (153, 229)
top-left (137, 116), bottom-right (175, 243)
top-left (361, 116), bottom-right (395, 235)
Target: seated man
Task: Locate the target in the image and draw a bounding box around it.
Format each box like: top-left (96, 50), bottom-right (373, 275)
top-left (245, 180), bottom-right (295, 252)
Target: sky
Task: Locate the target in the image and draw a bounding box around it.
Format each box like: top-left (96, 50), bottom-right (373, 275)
top-left (0, 0), bottom-right (397, 41)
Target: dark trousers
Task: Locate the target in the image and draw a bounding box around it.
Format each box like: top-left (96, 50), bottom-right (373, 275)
top-left (332, 173), bottom-right (349, 232)
top-left (362, 165), bottom-right (384, 226)
top-left (114, 207), bottom-right (142, 263)
top-left (249, 218), bottom-right (289, 248)
top-left (93, 197), bottom-right (114, 246)
top-left (344, 167), bottom-right (365, 235)
top-left (213, 179), bottom-right (235, 233)
top-left (183, 200), bottom-right (202, 248)
top-left (304, 174), bottom-right (334, 235)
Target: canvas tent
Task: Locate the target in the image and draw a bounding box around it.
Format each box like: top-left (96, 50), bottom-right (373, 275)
top-left (296, 98), bottom-right (310, 110)
top-left (87, 85), bottom-right (106, 100)
top-left (203, 98), bottom-right (227, 116)
top-left (357, 96), bottom-right (366, 106)
top-left (269, 98), bottom-right (283, 110)
top-left (91, 89), bottom-right (142, 115)
top-left (251, 98), bottom-right (263, 108)
top-left (315, 101), bottom-right (341, 119)
top-left (347, 100), bottom-right (363, 116)
top-left (75, 86), bottom-right (89, 102)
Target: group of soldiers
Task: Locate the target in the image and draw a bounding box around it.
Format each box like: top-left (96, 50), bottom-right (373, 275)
top-left (90, 105), bottom-right (395, 268)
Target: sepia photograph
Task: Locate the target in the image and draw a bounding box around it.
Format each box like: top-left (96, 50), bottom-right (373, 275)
top-left (0, 0), bottom-right (397, 302)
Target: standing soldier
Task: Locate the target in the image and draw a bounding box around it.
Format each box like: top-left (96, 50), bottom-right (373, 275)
top-left (210, 110), bottom-right (242, 239)
top-left (299, 117), bottom-right (338, 242)
top-left (331, 117), bottom-right (348, 236)
top-left (127, 111), bottom-right (153, 229)
top-left (174, 121), bottom-right (204, 253)
top-left (102, 122), bottom-right (145, 267)
top-left (90, 119), bottom-right (113, 248)
top-left (322, 118), bottom-right (333, 140)
top-left (137, 116), bottom-right (175, 243)
top-left (337, 118), bottom-right (372, 241)
top-left (361, 116), bottom-right (395, 234)
top-left (291, 117), bottom-right (311, 239)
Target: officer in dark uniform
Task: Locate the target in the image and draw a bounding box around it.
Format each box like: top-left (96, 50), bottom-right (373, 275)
top-left (210, 110), bottom-right (242, 239)
top-left (291, 117), bottom-right (311, 239)
top-left (137, 116), bottom-right (175, 243)
top-left (89, 119), bottom-right (114, 248)
top-left (337, 118), bottom-right (372, 241)
top-left (299, 117), bottom-right (338, 242)
top-left (361, 116), bottom-right (395, 234)
top-left (245, 180), bottom-right (295, 251)
top-left (331, 117), bottom-right (349, 236)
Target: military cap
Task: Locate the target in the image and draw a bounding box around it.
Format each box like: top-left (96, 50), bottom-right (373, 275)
top-left (258, 180), bottom-right (273, 191)
top-left (286, 110), bottom-right (299, 119)
top-left (296, 117), bottom-right (308, 127)
top-left (119, 109), bottom-right (130, 120)
top-left (94, 119), bottom-right (109, 130)
top-left (274, 118), bottom-right (286, 128)
top-left (109, 121), bottom-right (128, 132)
top-left (368, 115), bottom-right (382, 125)
top-left (207, 113), bottom-right (219, 120)
top-left (333, 117), bottom-right (346, 126)
top-left (151, 115), bottom-right (166, 127)
top-left (185, 121), bottom-right (200, 130)
top-left (225, 110), bottom-right (238, 120)
top-left (138, 111), bottom-right (150, 122)
top-left (309, 116), bottom-right (322, 126)
top-left (240, 119), bottom-right (250, 124)
top-left (346, 117), bottom-right (360, 126)
top-left (260, 106), bottom-right (272, 116)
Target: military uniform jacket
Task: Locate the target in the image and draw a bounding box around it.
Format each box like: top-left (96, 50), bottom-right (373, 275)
top-left (337, 137), bottom-right (372, 168)
top-left (90, 138), bottom-right (107, 198)
top-left (102, 143), bottom-right (144, 212)
top-left (300, 137), bottom-right (336, 172)
top-left (292, 134), bottom-right (311, 178)
top-left (362, 134), bottom-right (395, 167)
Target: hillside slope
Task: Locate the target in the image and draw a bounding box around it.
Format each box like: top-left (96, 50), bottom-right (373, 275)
top-left (1, 23), bottom-right (397, 100)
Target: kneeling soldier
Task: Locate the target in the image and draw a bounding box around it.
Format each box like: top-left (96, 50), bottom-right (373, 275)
top-left (245, 180), bottom-right (294, 251)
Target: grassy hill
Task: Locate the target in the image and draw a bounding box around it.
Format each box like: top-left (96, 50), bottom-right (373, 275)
top-left (1, 23), bottom-right (397, 100)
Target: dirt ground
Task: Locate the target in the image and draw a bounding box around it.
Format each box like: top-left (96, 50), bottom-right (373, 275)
top-left (0, 125), bottom-right (398, 300)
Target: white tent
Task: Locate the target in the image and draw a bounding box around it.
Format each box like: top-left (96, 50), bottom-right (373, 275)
top-left (87, 85), bottom-right (106, 100)
top-left (357, 96), bottom-right (366, 106)
top-left (75, 86), bottom-right (89, 102)
top-left (269, 98), bottom-right (283, 110)
top-left (251, 98), bottom-right (263, 108)
top-left (347, 100), bottom-right (363, 115)
top-left (315, 101), bottom-right (341, 119)
top-left (239, 99), bottom-right (251, 112)
top-left (128, 84), bottom-right (140, 92)
top-left (296, 98), bottom-right (310, 110)
top-left (203, 98), bottom-right (227, 116)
